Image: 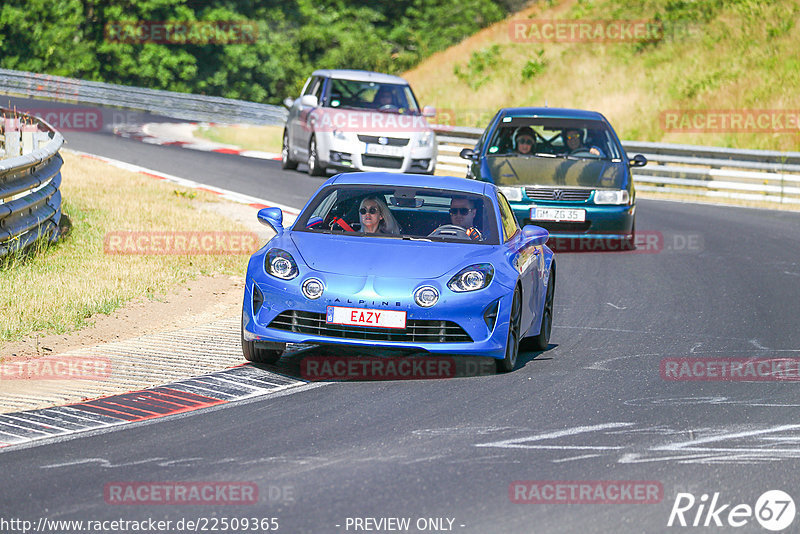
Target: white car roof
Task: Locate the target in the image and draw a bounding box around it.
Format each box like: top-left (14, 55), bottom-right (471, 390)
top-left (311, 69), bottom-right (409, 85)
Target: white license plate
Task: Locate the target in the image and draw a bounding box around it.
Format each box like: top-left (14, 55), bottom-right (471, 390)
top-left (530, 208), bottom-right (586, 222)
top-left (326, 306), bottom-right (407, 329)
top-left (365, 144), bottom-right (405, 157)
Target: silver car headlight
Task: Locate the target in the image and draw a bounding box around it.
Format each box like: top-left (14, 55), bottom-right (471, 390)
top-left (594, 190), bottom-right (630, 205)
top-left (265, 249), bottom-right (298, 280)
top-left (417, 131), bottom-right (434, 147)
top-left (448, 264), bottom-right (494, 292)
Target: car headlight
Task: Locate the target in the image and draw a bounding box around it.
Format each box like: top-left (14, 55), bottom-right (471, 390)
top-left (265, 249), bottom-right (298, 280)
top-left (594, 190), bottom-right (630, 205)
top-left (448, 264), bottom-right (494, 292)
top-left (417, 131), bottom-right (434, 147)
top-left (302, 278), bottom-right (324, 299)
top-left (499, 186), bottom-right (522, 202)
top-left (414, 286), bottom-right (439, 307)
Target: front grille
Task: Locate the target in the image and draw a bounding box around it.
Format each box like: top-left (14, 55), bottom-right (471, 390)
top-left (357, 135), bottom-right (409, 147)
top-left (362, 155), bottom-right (404, 169)
top-left (268, 310), bottom-right (472, 343)
top-left (525, 187), bottom-right (592, 202)
top-left (524, 220), bottom-right (592, 233)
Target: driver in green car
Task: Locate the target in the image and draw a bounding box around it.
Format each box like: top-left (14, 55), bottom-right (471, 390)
top-left (564, 128), bottom-right (605, 157)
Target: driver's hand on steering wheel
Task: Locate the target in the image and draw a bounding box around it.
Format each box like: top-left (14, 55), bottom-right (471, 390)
top-left (465, 227), bottom-right (482, 241)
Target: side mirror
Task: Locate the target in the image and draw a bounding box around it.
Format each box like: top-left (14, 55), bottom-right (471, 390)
top-left (629, 154), bottom-right (647, 167)
top-left (522, 225), bottom-right (549, 246)
top-left (283, 97), bottom-right (295, 109)
top-left (422, 105), bottom-right (436, 117)
top-left (300, 94), bottom-right (318, 108)
top-left (460, 147), bottom-right (478, 160)
top-left (257, 207), bottom-right (284, 235)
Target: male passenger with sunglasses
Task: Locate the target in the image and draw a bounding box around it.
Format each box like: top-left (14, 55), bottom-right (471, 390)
top-left (449, 197), bottom-right (482, 240)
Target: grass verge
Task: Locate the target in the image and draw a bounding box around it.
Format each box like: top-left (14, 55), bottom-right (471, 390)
top-left (195, 124), bottom-right (284, 153)
top-left (0, 151), bottom-right (251, 344)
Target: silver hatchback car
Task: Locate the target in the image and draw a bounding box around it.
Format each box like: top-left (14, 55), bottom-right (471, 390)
top-left (281, 70), bottom-right (438, 175)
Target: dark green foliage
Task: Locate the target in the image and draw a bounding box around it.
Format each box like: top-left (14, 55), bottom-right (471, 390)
top-left (0, 0), bottom-right (508, 103)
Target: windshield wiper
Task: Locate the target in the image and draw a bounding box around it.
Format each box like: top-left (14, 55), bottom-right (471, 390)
top-left (402, 236), bottom-right (432, 242)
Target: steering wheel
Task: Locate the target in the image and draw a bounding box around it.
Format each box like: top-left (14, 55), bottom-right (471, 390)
top-left (568, 148), bottom-right (596, 157)
top-left (428, 224), bottom-right (470, 239)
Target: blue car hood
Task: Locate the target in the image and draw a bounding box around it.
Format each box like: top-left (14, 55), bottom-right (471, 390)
top-left (290, 233), bottom-right (492, 279)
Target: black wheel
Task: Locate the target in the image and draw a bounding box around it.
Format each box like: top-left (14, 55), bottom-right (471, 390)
top-left (307, 136), bottom-right (325, 176)
top-left (497, 289), bottom-right (522, 373)
top-left (525, 265), bottom-right (555, 351)
top-left (281, 130), bottom-right (298, 170)
top-left (241, 320), bottom-right (283, 364)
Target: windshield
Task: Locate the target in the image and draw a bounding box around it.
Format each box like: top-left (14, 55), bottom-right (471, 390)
top-left (486, 117), bottom-right (622, 160)
top-left (324, 79), bottom-right (421, 114)
top-left (294, 185), bottom-right (499, 245)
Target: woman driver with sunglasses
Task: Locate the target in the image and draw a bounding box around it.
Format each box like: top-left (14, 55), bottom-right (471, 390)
top-left (358, 196), bottom-right (401, 234)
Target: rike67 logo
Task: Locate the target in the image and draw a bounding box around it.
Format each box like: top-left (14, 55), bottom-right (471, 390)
top-left (668, 490), bottom-right (795, 531)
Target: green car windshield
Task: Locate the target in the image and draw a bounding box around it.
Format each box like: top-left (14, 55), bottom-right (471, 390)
top-left (486, 117), bottom-right (622, 160)
top-left (484, 117), bottom-right (626, 188)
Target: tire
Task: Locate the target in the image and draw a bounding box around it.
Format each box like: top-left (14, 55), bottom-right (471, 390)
top-left (241, 320), bottom-right (283, 364)
top-left (496, 288), bottom-right (522, 373)
top-left (307, 136), bottom-right (325, 176)
top-left (281, 130), bottom-right (298, 170)
top-left (525, 265), bottom-right (555, 351)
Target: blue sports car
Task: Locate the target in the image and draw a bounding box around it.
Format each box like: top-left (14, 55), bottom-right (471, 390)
top-left (242, 172), bottom-right (555, 372)
top-left (460, 108), bottom-right (647, 245)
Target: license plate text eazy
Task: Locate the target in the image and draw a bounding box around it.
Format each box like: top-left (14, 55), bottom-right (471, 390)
top-left (326, 306), bottom-right (406, 329)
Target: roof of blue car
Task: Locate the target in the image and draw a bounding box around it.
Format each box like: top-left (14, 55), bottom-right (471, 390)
top-left (499, 107), bottom-right (607, 121)
top-left (330, 172), bottom-right (490, 194)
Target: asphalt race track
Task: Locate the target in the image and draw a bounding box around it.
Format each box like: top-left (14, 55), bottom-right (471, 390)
top-left (3, 96), bottom-right (800, 533)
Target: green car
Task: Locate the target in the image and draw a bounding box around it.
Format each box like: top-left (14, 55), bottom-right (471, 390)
top-left (460, 107), bottom-right (647, 247)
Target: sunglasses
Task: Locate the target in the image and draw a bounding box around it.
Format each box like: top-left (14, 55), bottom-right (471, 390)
top-left (359, 207), bottom-right (379, 215)
top-left (566, 133), bottom-right (581, 140)
top-left (449, 207), bottom-right (472, 215)
top-left (517, 138), bottom-right (534, 145)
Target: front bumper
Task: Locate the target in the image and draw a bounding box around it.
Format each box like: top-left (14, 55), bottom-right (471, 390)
top-left (319, 134), bottom-right (437, 174)
top-left (510, 201), bottom-right (635, 238)
top-left (242, 273), bottom-right (513, 360)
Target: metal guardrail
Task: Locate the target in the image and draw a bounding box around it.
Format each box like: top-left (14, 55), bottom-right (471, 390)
top-left (432, 126), bottom-right (800, 206)
top-left (0, 107), bottom-right (64, 257)
top-left (0, 68), bottom-right (288, 126)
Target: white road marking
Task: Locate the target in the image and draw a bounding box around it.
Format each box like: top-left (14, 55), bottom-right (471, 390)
top-left (475, 422), bottom-right (634, 449)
